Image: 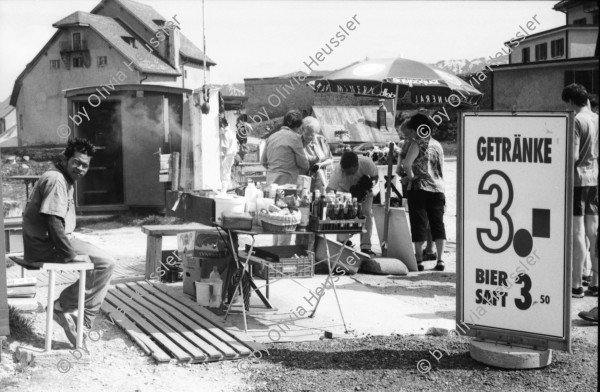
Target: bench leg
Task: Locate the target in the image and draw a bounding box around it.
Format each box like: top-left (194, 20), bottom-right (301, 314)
top-left (145, 235), bottom-right (163, 279)
top-left (45, 270), bottom-right (56, 352)
top-left (76, 270), bottom-right (86, 349)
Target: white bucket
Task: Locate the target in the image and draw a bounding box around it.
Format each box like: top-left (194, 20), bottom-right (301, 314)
top-left (195, 280), bottom-right (223, 308)
top-left (214, 195), bottom-right (246, 224)
top-left (195, 281), bottom-right (211, 306)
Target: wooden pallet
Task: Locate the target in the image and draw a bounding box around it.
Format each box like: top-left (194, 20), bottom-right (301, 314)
top-left (100, 281), bottom-right (262, 364)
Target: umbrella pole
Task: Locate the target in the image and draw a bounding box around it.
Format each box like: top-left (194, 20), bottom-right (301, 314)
top-left (381, 142), bottom-right (394, 257)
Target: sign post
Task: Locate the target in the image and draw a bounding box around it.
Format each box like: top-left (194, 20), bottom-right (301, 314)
top-left (457, 112), bottom-right (573, 368)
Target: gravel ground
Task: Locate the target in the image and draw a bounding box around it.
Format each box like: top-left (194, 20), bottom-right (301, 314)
top-left (237, 334), bottom-right (597, 392)
top-left (1, 150), bottom-right (597, 391)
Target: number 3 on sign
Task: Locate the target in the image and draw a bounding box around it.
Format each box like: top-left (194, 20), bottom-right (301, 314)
top-left (476, 170), bottom-right (515, 253)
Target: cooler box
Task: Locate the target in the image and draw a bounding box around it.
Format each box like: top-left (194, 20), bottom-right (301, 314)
top-left (314, 236), bottom-right (369, 275)
top-left (166, 191), bottom-right (215, 226)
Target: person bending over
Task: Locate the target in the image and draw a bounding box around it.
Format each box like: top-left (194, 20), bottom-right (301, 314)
top-left (327, 151), bottom-right (378, 257)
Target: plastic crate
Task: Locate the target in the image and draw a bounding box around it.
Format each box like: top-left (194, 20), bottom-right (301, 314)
top-left (247, 245), bottom-right (315, 279)
top-left (307, 215), bottom-right (366, 233)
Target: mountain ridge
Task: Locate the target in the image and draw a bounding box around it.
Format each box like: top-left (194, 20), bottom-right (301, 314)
top-left (429, 54), bottom-right (509, 75)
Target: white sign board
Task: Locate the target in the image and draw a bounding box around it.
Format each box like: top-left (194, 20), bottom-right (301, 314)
top-left (458, 112), bottom-right (572, 352)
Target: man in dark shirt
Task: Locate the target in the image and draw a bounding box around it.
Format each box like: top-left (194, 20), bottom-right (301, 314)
top-left (23, 138), bottom-right (115, 347)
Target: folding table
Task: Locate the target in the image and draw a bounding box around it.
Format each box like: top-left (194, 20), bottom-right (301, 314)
top-left (219, 223), bottom-right (364, 333)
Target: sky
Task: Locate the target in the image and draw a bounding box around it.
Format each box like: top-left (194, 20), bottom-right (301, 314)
top-left (0, 0), bottom-right (566, 100)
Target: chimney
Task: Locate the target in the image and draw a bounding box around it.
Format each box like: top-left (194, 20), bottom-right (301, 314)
top-left (167, 25), bottom-right (180, 71)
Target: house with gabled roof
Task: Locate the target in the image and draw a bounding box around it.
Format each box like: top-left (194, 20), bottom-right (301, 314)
top-left (491, 0), bottom-right (598, 110)
top-left (9, 0), bottom-right (217, 210)
top-left (0, 96), bottom-right (18, 147)
top-left (11, 0), bottom-right (215, 146)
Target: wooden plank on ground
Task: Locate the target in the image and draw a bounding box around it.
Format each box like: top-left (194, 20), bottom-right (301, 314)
top-left (105, 291), bottom-right (194, 362)
top-left (117, 284), bottom-right (219, 360)
top-left (149, 282), bottom-right (265, 353)
top-left (100, 301), bottom-right (171, 363)
top-left (130, 282), bottom-right (250, 358)
top-left (7, 286), bottom-right (35, 298)
top-left (7, 277), bottom-right (37, 287)
top-left (6, 298), bottom-right (38, 312)
top-left (122, 283), bottom-right (230, 359)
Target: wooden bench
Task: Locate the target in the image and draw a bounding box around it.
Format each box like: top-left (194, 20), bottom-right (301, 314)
top-left (141, 223), bottom-right (208, 279)
top-left (9, 255), bottom-right (93, 351)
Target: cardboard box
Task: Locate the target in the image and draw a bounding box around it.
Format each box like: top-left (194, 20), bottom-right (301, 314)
top-left (177, 230), bottom-right (229, 259)
top-left (183, 256), bottom-right (203, 296)
top-left (182, 255), bottom-right (229, 297)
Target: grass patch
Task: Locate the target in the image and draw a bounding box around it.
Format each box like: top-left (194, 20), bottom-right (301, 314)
top-left (8, 306), bottom-right (36, 341)
top-left (114, 212), bottom-right (184, 227)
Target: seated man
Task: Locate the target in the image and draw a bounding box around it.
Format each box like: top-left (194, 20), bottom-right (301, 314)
top-left (327, 151), bottom-right (378, 256)
top-left (22, 138), bottom-right (115, 347)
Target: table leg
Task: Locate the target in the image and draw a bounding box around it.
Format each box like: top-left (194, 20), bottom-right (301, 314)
top-left (249, 278), bottom-right (273, 308)
top-left (225, 232), bottom-right (256, 333)
top-left (45, 270), bottom-right (56, 352)
top-left (145, 235), bottom-right (162, 279)
top-left (309, 238), bottom-right (349, 332)
top-left (266, 263), bottom-right (269, 299)
top-left (224, 230), bottom-right (240, 320)
top-left (76, 270), bottom-right (86, 349)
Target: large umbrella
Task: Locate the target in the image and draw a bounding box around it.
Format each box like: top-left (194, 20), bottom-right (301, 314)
top-left (311, 57), bottom-right (483, 107)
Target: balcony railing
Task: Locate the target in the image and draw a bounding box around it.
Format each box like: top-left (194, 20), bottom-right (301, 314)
top-left (59, 40), bottom-right (88, 52)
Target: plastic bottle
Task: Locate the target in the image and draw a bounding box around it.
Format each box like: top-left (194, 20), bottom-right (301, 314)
top-left (244, 180), bottom-right (258, 213)
top-left (209, 266), bottom-right (221, 281)
top-left (356, 198), bottom-right (364, 219)
top-left (208, 266), bottom-right (222, 308)
top-left (312, 190), bottom-right (321, 216)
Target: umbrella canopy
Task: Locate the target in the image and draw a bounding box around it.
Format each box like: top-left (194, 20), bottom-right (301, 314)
top-left (311, 58), bottom-right (483, 106)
